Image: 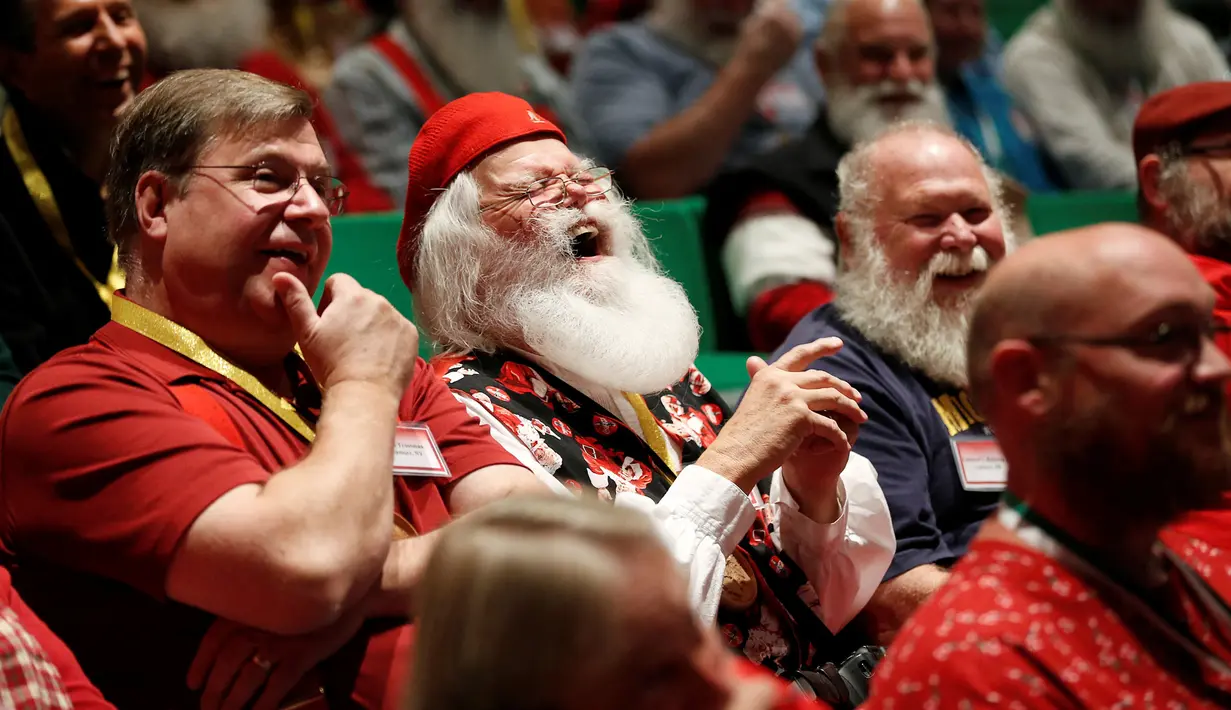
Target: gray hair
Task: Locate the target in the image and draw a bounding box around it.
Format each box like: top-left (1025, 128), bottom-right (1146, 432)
top-left (104, 68), bottom-right (313, 273)
top-left (406, 495), bottom-right (666, 710)
top-left (836, 120), bottom-right (1008, 234)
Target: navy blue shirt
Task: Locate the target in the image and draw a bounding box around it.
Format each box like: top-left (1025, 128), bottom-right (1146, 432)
top-left (773, 304), bottom-right (1001, 581)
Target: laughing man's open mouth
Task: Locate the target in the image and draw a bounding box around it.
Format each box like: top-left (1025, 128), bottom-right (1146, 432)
top-left (569, 224), bottom-right (601, 259)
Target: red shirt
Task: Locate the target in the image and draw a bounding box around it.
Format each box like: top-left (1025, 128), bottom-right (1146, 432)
top-left (864, 539), bottom-right (1231, 709)
top-left (0, 319), bottom-right (518, 709)
top-left (1190, 253), bottom-right (1231, 358)
top-left (0, 567), bottom-right (111, 710)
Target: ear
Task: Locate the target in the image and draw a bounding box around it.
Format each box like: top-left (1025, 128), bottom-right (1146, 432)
top-left (135, 171), bottom-right (173, 242)
top-left (989, 340), bottom-right (1053, 418)
top-left (834, 211), bottom-right (853, 257)
top-left (1138, 155), bottom-right (1168, 215)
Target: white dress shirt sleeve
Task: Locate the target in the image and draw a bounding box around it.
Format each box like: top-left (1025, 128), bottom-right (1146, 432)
top-left (768, 452), bottom-right (895, 633)
top-left (453, 392), bottom-right (894, 632)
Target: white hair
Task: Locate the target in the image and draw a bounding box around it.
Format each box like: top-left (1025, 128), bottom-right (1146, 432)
top-left (833, 122), bottom-right (1018, 387)
top-left (414, 170), bottom-right (701, 394)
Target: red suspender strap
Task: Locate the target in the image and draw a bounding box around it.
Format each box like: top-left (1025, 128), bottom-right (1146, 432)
top-left (170, 383), bottom-right (246, 448)
top-left (370, 33), bottom-right (447, 116)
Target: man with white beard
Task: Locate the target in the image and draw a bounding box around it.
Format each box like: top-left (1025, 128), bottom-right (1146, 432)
top-left (326, 0), bottom-right (537, 202)
top-left (1003, 0), bottom-right (1229, 190)
top-left (569, 0), bottom-right (823, 199)
top-left (400, 92), bottom-right (896, 695)
top-left (772, 122), bottom-right (1016, 646)
top-left (703, 0), bottom-right (950, 352)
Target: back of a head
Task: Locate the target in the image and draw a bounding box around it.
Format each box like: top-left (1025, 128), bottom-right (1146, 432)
top-left (104, 68), bottom-right (312, 271)
top-left (407, 496), bottom-right (666, 710)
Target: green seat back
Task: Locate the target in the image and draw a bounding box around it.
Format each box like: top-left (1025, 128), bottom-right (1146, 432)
top-left (987, 0), bottom-right (1048, 40)
top-left (1026, 191), bottom-right (1139, 235)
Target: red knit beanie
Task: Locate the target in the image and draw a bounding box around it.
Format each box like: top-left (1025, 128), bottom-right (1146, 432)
top-left (397, 92), bottom-right (566, 291)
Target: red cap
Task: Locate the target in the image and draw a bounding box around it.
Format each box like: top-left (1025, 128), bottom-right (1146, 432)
top-left (397, 92), bottom-right (566, 291)
top-left (1133, 82), bottom-right (1231, 164)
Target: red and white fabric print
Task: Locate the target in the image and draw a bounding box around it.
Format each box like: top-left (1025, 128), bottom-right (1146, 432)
top-left (441, 365), bottom-right (479, 384)
top-left (0, 607), bottom-right (73, 710)
top-left (555, 392), bottom-right (581, 412)
top-left (742, 606), bottom-right (791, 667)
top-left (863, 540), bottom-right (1231, 709)
top-left (660, 395), bottom-right (718, 448)
top-left (485, 386), bottom-right (511, 402)
top-left (615, 458), bottom-right (653, 493)
top-left (497, 362), bottom-right (556, 404)
top-left (577, 434), bottom-right (625, 489)
top-left (687, 367), bottom-right (712, 396)
top-left (593, 415), bottom-right (619, 436)
top-left (551, 418), bottom-right (573, 437)
top-left (701, 403), bottom-right (724, 427)
top-left (475, 393), bottom-right (563, 475)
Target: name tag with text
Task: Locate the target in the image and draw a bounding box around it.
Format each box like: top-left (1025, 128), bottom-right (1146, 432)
top-left (393, 422), bottom-right (451, 478)
top-left (951, 437), bottom-right (1007, 492)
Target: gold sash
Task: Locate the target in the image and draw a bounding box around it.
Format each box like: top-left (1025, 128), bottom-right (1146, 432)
top-left (3, 106), bottom-right (124, 309)
top-left (111, 297), bottom-right (317, 441)
top-left (623, 392), bottom-right (676, 483)
top-left (111, 298), bottom-right (418, 539)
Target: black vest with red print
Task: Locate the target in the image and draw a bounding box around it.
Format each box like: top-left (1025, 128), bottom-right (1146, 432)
top-left (435, 349), bottom-right (845, 676)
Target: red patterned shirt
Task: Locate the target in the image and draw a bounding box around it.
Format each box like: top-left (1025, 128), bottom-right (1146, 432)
top-left (864, 538), bottom-right (1231, 709)
top-left (0, 607), bottom-right (73, 710)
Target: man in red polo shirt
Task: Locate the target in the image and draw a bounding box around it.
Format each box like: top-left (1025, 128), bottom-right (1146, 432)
top-left (0, 68), bottom-right (539, 710)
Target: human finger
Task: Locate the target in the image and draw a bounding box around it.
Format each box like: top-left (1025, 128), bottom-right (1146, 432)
top-left (746, 355), bottom-right (769, 379)
top-left (806, 411), bottom-right (851, 449)
top-left (273, 274), bottom-right (320, 338)
top-left (251, 662), bottom-right (315, 710)
top-left (769, 337), bottom-right (843, 372)
top-left (219, 652), bottom-right (276, 710)
top-left (800, 388), bottom-right (866, 424)
top-left (786, 368), bottom-right (861, 402)
top-left (199, 640), bottom-right (259, 710)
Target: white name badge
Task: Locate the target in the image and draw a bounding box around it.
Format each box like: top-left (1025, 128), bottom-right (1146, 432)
top-left (950, 438), bottom-right (1007, 492)
top-left (393, 422), bottom-right (451, 478)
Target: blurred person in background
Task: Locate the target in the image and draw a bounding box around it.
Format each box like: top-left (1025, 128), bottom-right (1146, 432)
top-left (137, 0), bottom-right (393, 212)
top-left (772, 123), bottom-right (1017, 645)
top-left (569, 0), bottom-right (823, 199)
top-left (0, 0), bottom-right (145, 378)
top-left (703, 0), bottom-right (948, 352)
top-left (1003, 0), bottom-right (1229, 190)
top-left (326, 0), bottom-right (534, 202)
top-left (408, 495), bottom-right (831, 710)
top-left (402, 92), bottom-right (895, 698)
top-left (866, 224), bottom-right (1231, 708)
top-left (925, 0), bottom-right (1062, 193)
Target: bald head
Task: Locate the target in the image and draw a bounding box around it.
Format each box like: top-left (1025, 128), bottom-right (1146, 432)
top-left (967, 223), bottom-right (1210, 414)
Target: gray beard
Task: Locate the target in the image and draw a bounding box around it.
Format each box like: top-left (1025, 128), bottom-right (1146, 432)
top-left (825, 79), bottom-right (953, 147)
top-left (833, 234), bottom-right (977, 388)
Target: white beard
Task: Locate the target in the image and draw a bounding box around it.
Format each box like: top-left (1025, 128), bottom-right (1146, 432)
top-left (825, 79), bottom-right (952, 146)
top-left (135, 0), bottom-right (270, 71)
top-left (494, 200), bottom-right (701, 394)
top-left (1160, 161), bottom-right (1231, 253)
top-left (834, 226), bottom-right (1000, 388)
top-left (406, 0), bottom-right (527, 95)
top-left (1053, 0), bottom-right (1171, 82)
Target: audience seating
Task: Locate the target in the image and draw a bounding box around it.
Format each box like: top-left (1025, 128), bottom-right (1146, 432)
top-left (325, 190), bottom-right (1138, 385)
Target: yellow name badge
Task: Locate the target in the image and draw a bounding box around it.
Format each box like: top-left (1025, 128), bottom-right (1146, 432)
top-left (950, 436), bottom-right (1007, 492)
top-left (393, 422), bottom-right (451, 478)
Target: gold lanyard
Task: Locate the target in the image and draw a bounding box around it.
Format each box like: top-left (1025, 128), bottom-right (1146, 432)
top-left (622, 392), bottom-right (676, 483)
top-left (111, 297), bottom-right (317, 442)
top-left (3, 106), bottom-right (124, 309)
